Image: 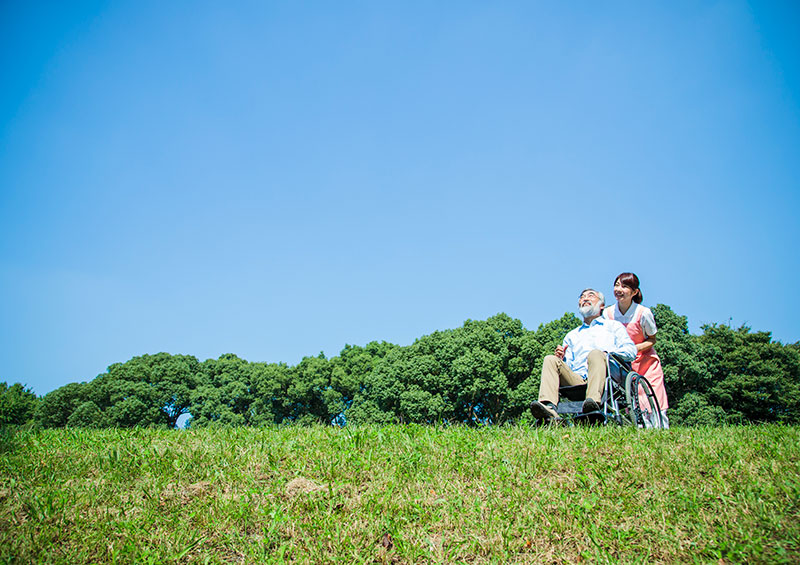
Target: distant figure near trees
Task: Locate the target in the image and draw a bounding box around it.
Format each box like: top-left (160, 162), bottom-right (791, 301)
top-left (604, 272), bottom-right (670, 428)
top-left (530, 289), bottom-right (636, 423)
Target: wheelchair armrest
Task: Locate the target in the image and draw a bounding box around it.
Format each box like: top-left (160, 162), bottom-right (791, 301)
top-left (608, 352), bottom-right (633, 372)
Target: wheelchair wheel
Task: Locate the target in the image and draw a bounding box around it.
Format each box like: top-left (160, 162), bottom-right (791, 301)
top-left (624, 371), bottom-right (664, 428)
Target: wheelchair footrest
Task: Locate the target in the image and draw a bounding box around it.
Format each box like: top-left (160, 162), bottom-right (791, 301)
top-left (556, 400), bottom-right (584, 415)
top-left (573, 411), bottom-right (606, 425)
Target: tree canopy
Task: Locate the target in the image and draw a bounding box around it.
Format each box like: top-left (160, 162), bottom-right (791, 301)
top-left (0, 382), bottom-right (38, 426)
top-left (4, 305), bottom-right (796, 429)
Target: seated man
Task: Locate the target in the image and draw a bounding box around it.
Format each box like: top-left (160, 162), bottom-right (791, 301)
top-left (531, 288), bottom-right (636, 421)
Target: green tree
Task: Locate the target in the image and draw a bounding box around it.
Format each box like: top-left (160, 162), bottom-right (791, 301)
top-left (0, 382), bottom-right (39, 426)
top-left (91, 353), bottom-right (201, 428)
top-left (66, 401), bottom-right (109, 428)
top-left (347, 346), bottom-right (425, 425)
top-left (651, 304), bottom-right (713, 407)
top-left (699, 324), bottom-right (800, 423)
top-left (190, 354), bottom-right (254, 427)
top-left (248, 362), bottom-right (292, 426)
top-left (283, 354), bottom-right (334, 425)
top-left (533, 312), bottom-right (582, 358)
top-left (36, 382), bottom-right (90, 428)
top-left (331, 342), bottom-right (397, 412)
top-left (670, 392), bottom-right (727, 426)
top-left (348, 314), bottom-right (537, 425)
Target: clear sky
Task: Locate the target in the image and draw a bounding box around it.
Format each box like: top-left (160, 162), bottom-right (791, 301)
top-left (2, 1), bottom-right (799, 396)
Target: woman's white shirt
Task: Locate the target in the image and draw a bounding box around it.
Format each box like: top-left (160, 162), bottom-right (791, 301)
top-left (604, 303), bottom-right (658, 339)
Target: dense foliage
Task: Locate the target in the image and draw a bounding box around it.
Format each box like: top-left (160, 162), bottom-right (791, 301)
top-left (3, 306), bottom-right (797, 428)
top-left (0, 382), bottom-right (38, 426)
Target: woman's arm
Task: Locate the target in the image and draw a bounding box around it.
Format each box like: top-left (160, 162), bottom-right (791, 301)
top-left (637, 334), bottom-right (656, 353)
top-left (638, 307), bottom-right (658, 353)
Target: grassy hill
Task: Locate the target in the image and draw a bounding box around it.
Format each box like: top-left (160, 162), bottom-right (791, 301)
top-left (1, 424), bottom-right (798, 563)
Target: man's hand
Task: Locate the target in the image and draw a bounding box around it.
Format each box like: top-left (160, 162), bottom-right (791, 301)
top-left (555, 345), bottom-right (567, 360)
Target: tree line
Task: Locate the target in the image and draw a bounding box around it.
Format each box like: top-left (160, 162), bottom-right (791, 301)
top-left (2, 305), bottom-right (799, 428)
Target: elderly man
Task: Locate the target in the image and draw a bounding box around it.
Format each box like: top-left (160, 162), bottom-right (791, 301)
top-left (530, 288), bottom-right (637, 422)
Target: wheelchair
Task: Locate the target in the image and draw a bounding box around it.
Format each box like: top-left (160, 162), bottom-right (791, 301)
top-left (555, 352), bottom-right (665, 428)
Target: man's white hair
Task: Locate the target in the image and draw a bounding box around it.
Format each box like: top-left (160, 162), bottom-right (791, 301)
top-left (580, 288), bottom-right (605, 306)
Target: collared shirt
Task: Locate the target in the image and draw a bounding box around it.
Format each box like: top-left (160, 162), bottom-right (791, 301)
top-left (562, 317), bottom-right (637, 379)
top-left (603, 303), bottom-right (658, 339)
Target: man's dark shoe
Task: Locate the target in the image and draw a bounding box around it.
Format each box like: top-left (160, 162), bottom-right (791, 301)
top-left (582, 398), bottom-right (600, 413)
top-left (530, 401), bottom-right (560, 422)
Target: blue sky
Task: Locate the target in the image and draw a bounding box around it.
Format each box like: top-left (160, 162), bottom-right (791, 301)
top-left (2, 1), bottom-right (799, 396)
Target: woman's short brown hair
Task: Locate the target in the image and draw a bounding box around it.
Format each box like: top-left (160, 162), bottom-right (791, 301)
top-left (615, 272), bottom-right (643, 304)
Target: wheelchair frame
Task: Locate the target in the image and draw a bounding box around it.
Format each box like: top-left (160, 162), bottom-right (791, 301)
top-left (555, 352), bottom-right (665, 428)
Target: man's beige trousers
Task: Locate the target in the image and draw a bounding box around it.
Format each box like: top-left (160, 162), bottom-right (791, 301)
top-left (538, 349), bottom-right (606, 405)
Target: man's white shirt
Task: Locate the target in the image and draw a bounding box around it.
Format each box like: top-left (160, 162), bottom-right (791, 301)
top-left (562, 317), bottom-right (637, 379)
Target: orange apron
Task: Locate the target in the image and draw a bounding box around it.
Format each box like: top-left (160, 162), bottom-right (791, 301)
top-left (607, 305), bottom-right (669, 410)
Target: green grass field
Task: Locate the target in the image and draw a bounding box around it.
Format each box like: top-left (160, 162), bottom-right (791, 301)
top-left (1, 424), bottom-right (798, 564)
